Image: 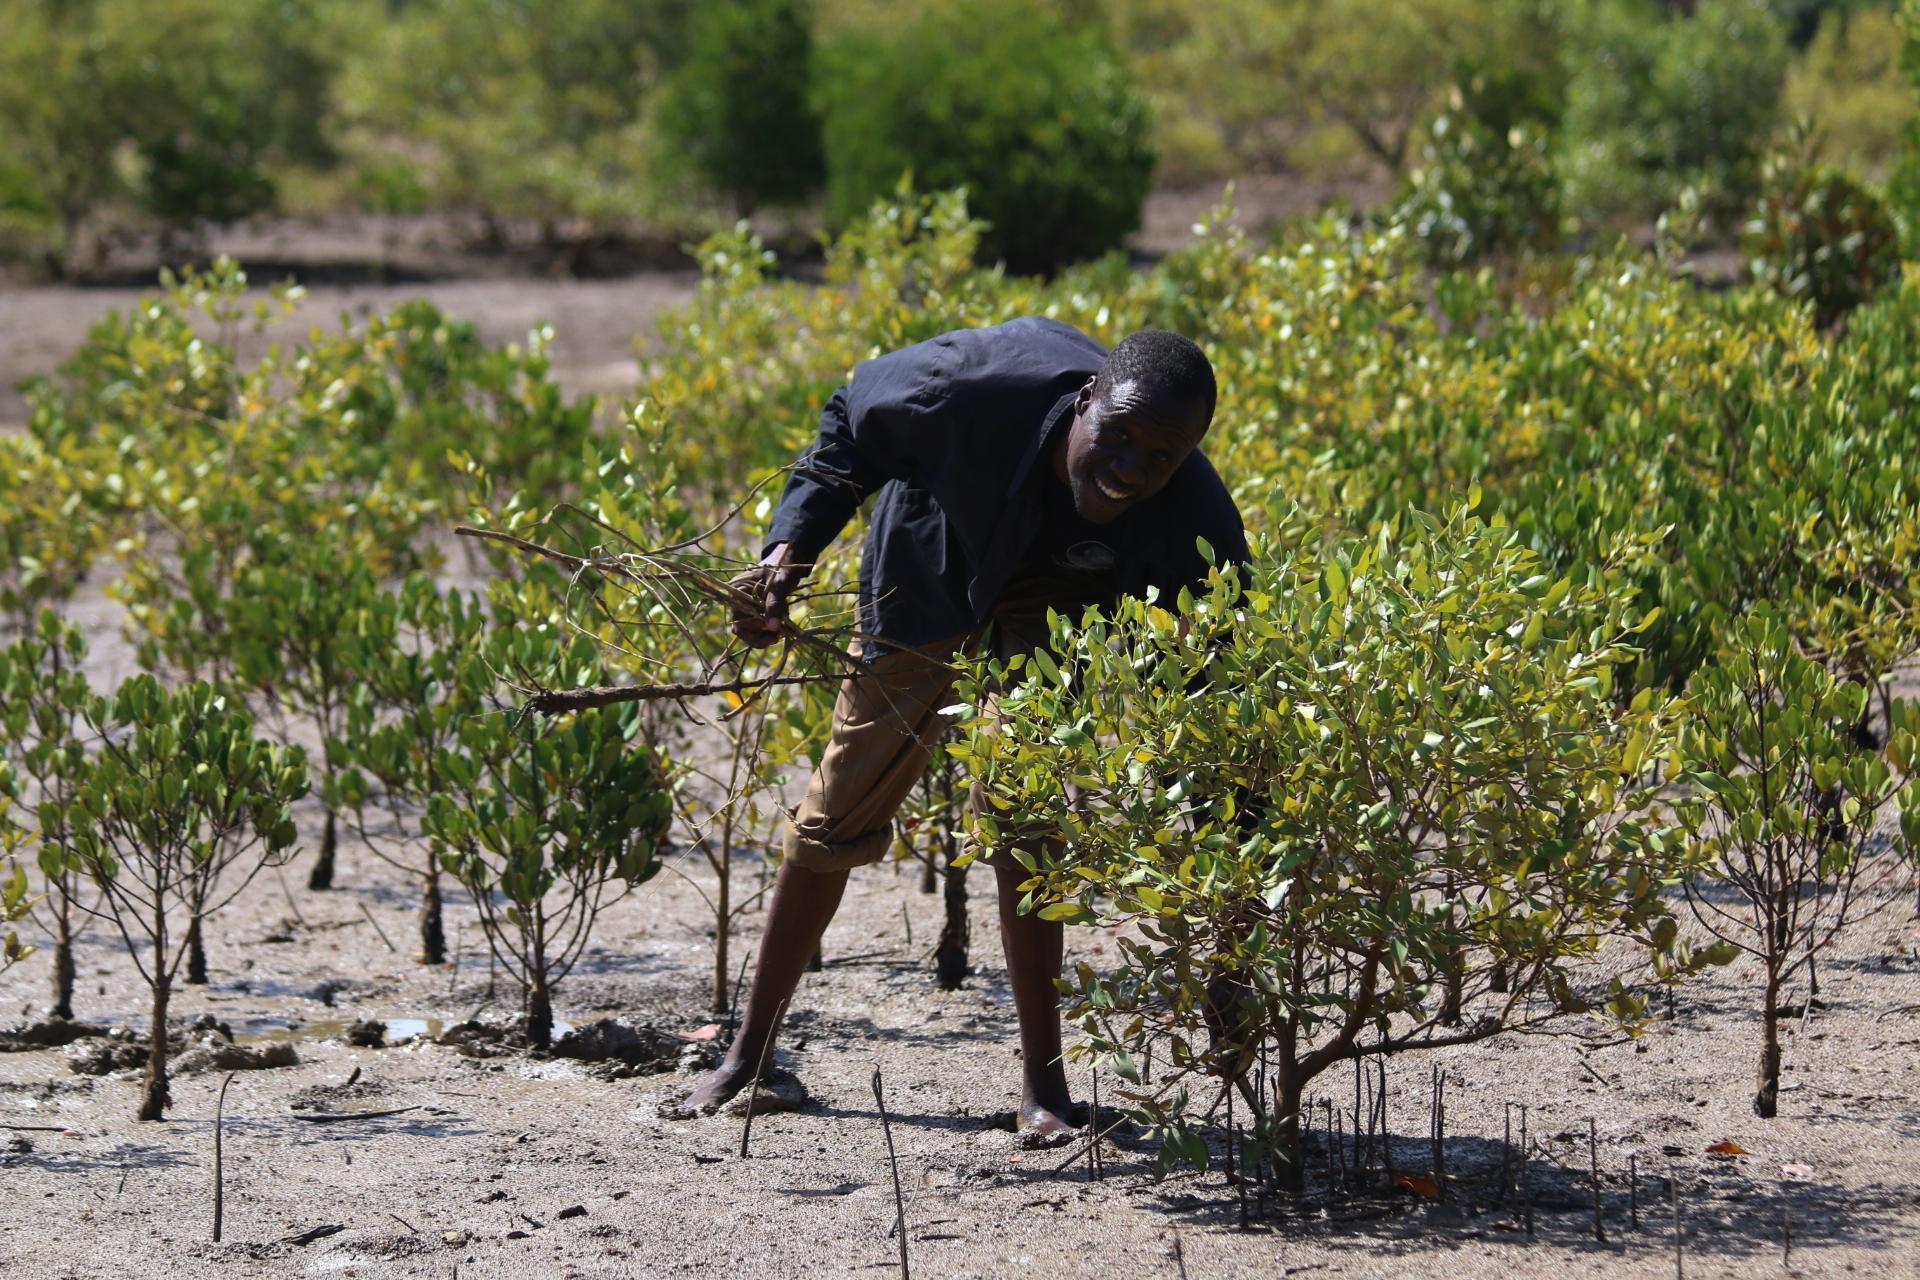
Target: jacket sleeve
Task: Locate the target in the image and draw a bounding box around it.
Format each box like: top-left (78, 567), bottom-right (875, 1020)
top-left (762, 342), bottom-right (952, 565)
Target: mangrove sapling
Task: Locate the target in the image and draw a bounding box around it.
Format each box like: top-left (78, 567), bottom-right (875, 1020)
top-left (663, 689), bottom-right (787, 1016)
top-left (427, 628), bottom-right (673, 1048)
top-left (330, 578), bottom-right (493, 964)
top-left (454, 442), bottom-right (869, 1010)
top-left (0, 612), bottom-right (95, 1017)
top-left (210, 536), bottom-right (402, 893)
top-left (955, 507), bottom-right (1727, 1193)
top-left (1674, 604), bottom-right (1920, 1118)
top-left (51, 676), bottom-right (305, 1120)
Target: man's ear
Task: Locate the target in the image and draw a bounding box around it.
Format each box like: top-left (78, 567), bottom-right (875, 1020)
top-left (1074, 376), bottom-right (1097, 413)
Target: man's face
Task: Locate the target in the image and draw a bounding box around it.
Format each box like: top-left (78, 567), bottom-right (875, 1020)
top-left (1054, 376), bottom-right (1208, 524)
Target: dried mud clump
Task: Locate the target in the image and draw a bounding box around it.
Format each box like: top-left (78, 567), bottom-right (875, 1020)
top-left (0, 1020), bottom-right (108, 1052)
top-left (68, 1040), bottom-right (149, 1076)
top-left (172, 1039), bottom-right (300, 1074)
top-left (345, 1019), bottom-right (388, 1048)
top-left (434, 1019), bottom-right (518, 1058)
top-left (289, 1075), bottom-right (392, 1111)
top-left (551, 1018), bottom-right (685, 1075)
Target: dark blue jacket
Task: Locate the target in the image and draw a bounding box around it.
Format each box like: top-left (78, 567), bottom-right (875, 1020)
top-left (763, 317), bottom-right (1248, 656)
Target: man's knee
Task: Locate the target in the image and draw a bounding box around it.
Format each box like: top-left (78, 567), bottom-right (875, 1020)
top-left (782, 818), bottom-right (894, 874)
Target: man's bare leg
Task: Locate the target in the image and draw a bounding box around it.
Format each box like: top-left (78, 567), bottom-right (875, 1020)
top-left (995, 861), bottom-right (1078, 1137)
top-left (679, 858), bottom-right (849, 1112)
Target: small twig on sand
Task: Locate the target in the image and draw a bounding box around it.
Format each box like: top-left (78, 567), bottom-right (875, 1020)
top-left (1520, 1105), bottom-right (1533, 1240)
top-left (290, 1106), bottom-right (422, 1124)
top-left (821, 948), bottom-right (902, 967)
top-left (1500, 1102), bottom-right (1513, 1202)
top-left (1172, 1231), bottom-right (1189, 1280)
top-left (358, 902), bottom-right (397, 953)
top-left (1, 1124), bottom-right (72, 1132)
top-left (1630, 1152), bottom-right (1640, 1231)
top-left (273, 866), bottom-right (308, 928)
top-left (282, 1224), bottom-right (346, 1247)
top-left (872, 1065), bottom-right (910, 1280)
top-left (1047, 1114), bottom-right (1133, 1175)
top-left (213, 1071), bottom-right (237, 1243)
top-left (738, 997), bottom-right (787, 1159)
top-left (389, 1212), bottom-right (421, 1235)
top-left (1091, 1070), bottom-right (1102, 1182)
top-left (725, 946), bottom-right (754, 1043)
top-left (1590, 1117), bottom-right (1605, 1243)
top-left (1671, 1166), bottom-right (1685, 1280)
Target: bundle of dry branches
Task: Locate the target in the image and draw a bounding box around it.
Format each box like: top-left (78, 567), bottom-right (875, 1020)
top-left (454, 503), bottom-right (891, 719)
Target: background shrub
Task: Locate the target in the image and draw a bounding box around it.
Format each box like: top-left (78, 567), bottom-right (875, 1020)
top-left (656, 0), bottom-right (824, 216)
top-left (1562, 0), bottom-right (1791, 224)
top-left (1744, 134), bottom-right (1902, 328)
top-left (1391, 105), bottom-right (1563, 265)
top-left (1784, 5), bottom-right (1915, 179)
top-left (0, 0), bottom-right (334, 273)
top-left (816, 0), bottom-right (1155, 273)
top-left (329, 0), bottom-right (694, 234)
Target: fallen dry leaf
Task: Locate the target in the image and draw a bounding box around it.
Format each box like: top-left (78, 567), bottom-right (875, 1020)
top-left (1394, 1174), bottom-right (1440, 1199)
top-left (1781, 1162), bottom-right (1815, 1179)
top-left (1705, 1141), bottom-right (1748, 1156)
top-left (1007, 1154), bottom-right (1022, 1164)
top-left (675, 1023), bottom-right (722, 1042)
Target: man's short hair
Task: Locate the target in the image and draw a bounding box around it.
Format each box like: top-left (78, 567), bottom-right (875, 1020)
top-left (1092, 329), bottom-right (1216, 429)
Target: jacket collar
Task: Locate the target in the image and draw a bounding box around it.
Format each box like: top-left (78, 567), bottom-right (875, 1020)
top-left (1004, 390), bottom-right (1079, 500)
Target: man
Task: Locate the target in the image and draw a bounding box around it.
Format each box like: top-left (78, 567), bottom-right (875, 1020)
top-left (676, 317), bottom-right (1246, 1137)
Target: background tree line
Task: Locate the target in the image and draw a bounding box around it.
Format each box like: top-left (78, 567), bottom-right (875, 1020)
top-left (2, 0), bottom-right (1918, 277)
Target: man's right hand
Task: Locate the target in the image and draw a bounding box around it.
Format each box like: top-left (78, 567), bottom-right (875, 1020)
top-left (728, 543), bottom-right (808, 647)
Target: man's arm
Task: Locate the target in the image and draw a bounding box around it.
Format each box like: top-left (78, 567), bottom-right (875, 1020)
top-left (732, 343), bottom-right (952, 646)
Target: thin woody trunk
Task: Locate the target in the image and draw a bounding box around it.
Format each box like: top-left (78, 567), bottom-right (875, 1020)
top-left (935, 840), bottom-right (969, 990)
top-left (1273, 1014), bottom-right (1306, 1195)
top-left (139, 913), bottom-right (171, 1121)
top-left (308, 807), bottom-right (337, 890)
top-left (1755, 972), bottom-right (1782, 1118)
top-left (712, 847), bottom-right (731, 1015)
top-left (185, 915), bottom-right (208, 985)
top-left (1440, 882), bottom-right (1463, 1025)
top-left (526, 970), bottom-right (554, 1049)
top-left (51, 906), bottom-right (75, 1021)
top-left (420, 869), bottom-right (446, 966)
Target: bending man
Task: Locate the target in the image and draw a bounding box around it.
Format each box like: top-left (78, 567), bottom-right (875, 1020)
top-left (677, 317), bottom-right (1246, 1137)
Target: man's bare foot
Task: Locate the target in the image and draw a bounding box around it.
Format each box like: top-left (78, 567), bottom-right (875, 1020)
top-left (663, 1059), bottom-right (757, 1119)
top-left (1016, 1093), bottom-right (1085, 1146)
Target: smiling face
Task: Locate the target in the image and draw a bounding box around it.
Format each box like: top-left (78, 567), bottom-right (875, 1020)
top-left (1052, 376), bottom-right (1209, 524)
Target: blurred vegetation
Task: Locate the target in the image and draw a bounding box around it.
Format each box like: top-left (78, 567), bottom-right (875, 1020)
top-left (816, 0), bottom-right (1153, 272)
top-left (0, 0), bottom-right (1916, 274)
top-left (656, 0), bottom-right (824, 217)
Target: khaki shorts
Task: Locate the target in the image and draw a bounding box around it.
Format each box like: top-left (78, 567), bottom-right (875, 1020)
top-left (782, 610), bottom-right (1054, 874)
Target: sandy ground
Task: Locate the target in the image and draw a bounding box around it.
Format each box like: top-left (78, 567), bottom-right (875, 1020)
top-left (1, 586), bottom-right (1918, 1280)
top-left (0, 273), bottom-right (698, 429)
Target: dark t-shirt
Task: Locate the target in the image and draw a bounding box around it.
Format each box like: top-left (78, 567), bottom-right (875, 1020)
top-left (997, 473), bottom-right (1124, 616)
